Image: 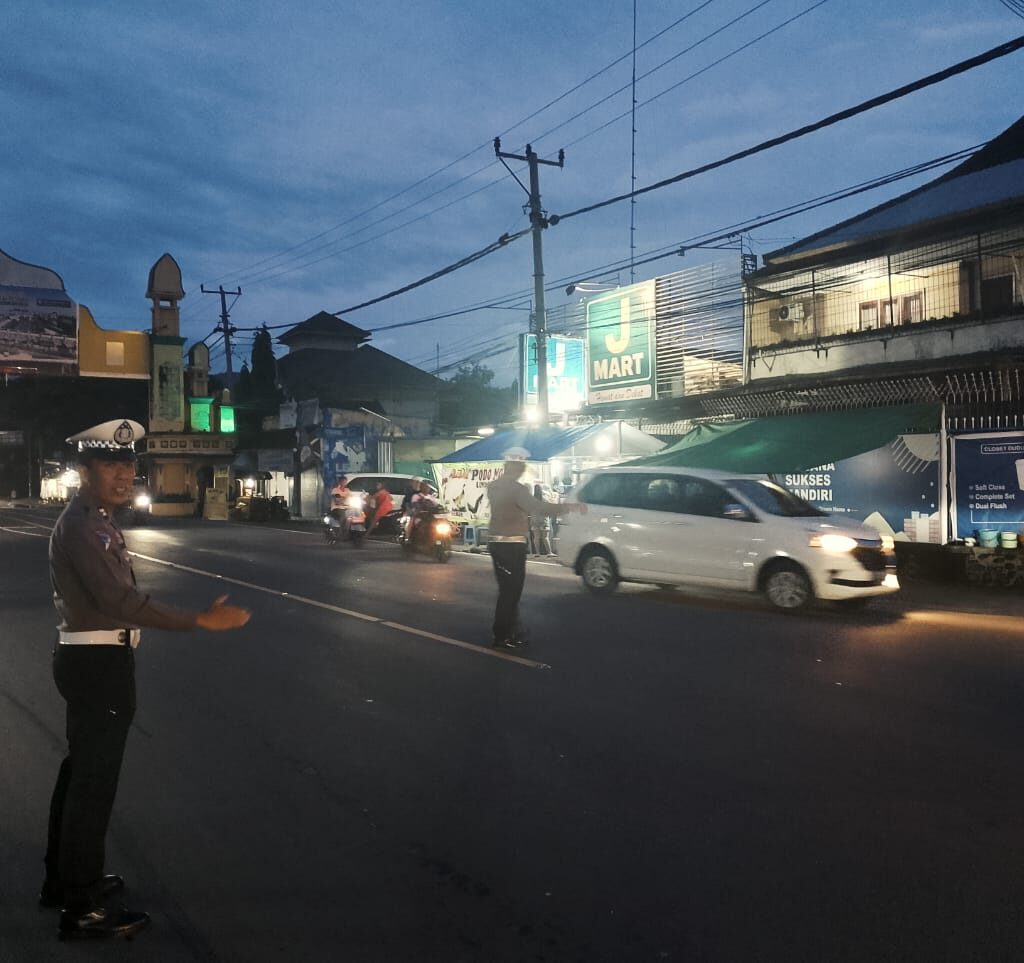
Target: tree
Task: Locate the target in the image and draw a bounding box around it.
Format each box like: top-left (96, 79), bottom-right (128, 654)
top-left (438, 363), bottom-right (515, 430)
top-left (232, 326), bottom-right (283, 436)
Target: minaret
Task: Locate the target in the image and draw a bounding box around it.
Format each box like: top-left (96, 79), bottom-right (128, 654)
top-left (146, 253), bottom-right (187, 433)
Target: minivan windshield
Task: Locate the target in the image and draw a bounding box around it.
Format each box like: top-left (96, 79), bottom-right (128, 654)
top-left (726, 478), bottom-right (828, 518)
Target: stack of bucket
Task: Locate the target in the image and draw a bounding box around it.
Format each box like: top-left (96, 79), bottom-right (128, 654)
top-left (1000, 531), bottom-right (1018, 550)
top-left (977, 530), bottom-right (1019, 549)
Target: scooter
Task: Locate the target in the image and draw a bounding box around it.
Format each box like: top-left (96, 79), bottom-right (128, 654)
top-left (397, 503), bottom-right (453, 563)
top-left (322, 492), bottom-right (368, 547)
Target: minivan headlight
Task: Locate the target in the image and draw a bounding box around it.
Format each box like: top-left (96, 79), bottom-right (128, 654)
top-left (809, 532), bottom-right (858, 553)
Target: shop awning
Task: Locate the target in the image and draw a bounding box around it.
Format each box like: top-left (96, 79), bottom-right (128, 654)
top-left (628, 403), bottom-right (941, 473)
top-left (434, 423), bottom-right (663, 464)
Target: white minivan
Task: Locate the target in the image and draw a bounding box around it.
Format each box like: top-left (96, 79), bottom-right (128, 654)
top-left (555, 466), bottom-right (899, 611)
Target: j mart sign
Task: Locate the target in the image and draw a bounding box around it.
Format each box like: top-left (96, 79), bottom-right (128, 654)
top-left (586, 280), bottom-right (656, 405)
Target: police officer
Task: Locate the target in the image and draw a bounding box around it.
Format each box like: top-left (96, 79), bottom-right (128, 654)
top-left (43, 419), bottom-right (251, 940)
top-left (485, 448), bottom-right (586, 649)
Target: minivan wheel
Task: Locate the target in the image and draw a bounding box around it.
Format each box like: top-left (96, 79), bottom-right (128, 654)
top-left (763, 562), bottom-right (812, 612)
top-left (580, 548), bottom-right (618, 596)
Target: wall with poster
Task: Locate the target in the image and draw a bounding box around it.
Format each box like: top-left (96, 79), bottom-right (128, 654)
top-left (779, 432), bottom-right (942, 542)
top-left (322, 424), bottom-right (369, 492)
top-left (951, 433), bottom-right (1024, 539)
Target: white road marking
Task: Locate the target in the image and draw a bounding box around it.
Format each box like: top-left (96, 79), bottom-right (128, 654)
top-left (129, 551), bottom-right (549, 669)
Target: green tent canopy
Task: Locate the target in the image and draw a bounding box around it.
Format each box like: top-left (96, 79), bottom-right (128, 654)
top-left (629, 403), bottom-right (941, 473)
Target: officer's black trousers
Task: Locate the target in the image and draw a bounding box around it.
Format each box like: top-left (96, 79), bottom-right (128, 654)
top-left (45, 644), bottom-right (135, 911)
top-left (489, 542), bottom-right (527, 642)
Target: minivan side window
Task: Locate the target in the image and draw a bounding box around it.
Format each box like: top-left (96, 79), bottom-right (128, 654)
top-left (678, 476), bottom-right (733, 518)
top-left (579, 473), bottom-right (645, 508)
top-left (641, 476), bottom-right (686, 513)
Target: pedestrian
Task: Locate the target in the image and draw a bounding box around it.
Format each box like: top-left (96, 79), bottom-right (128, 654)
top-left (485, 448), bottom-right (586, 649)
top-left (528, 483), bottom-right (554, 556)
top-left (43, 419), bottom-right (251, 941)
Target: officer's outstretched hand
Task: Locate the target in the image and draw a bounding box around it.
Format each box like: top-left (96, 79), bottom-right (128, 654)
top-left (196, 595), bottom-right (251, 631)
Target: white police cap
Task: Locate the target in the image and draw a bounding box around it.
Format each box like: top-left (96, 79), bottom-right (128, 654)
top-left (503, 446), bottom-right (531, 462)
top-left (66, 419), bottom-right (145, 460)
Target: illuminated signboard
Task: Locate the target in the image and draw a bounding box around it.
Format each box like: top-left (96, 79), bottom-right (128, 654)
top-left (586, 279), bottom-right (656, 405)
top-left (520, 334), bottom-right (585, 414)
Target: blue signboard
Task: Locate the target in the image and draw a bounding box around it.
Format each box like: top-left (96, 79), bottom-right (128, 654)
top-left (779, 433), bottom-right (941, 542)
top-left (952, 433), bottom-right (1024, 539)
top-left (521, 334), bottom-right (585, 413)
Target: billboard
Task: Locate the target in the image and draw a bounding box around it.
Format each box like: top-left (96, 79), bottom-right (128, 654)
top-left (432, 460), bottom-right (504, 522)
top-left (951, 433), bottom-right (1024, 538)
top-left (781, 432), bottom-right (942, 543)
top-left (0, 284), bottom-right (77, 376)
top-left (586, 280), bottom-right (656, 405)
top-left (520, 334), bottom-right (585, 414)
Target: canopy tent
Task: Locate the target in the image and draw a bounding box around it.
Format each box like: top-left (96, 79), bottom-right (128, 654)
top-left (627, 403), bottom-right (941, 473)
top-left (433, 422), bottom-right (664, 464)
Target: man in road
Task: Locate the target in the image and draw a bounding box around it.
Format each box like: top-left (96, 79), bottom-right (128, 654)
top-left (485, 447), bottom-right (585, 649)
top-left (43, 419), bottom-right (251, 941)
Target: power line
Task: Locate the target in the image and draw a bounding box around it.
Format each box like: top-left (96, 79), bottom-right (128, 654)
top-left (189, 2), bottom-right (755, 295)
top-left (549, 34), bottom-right (1024, 225)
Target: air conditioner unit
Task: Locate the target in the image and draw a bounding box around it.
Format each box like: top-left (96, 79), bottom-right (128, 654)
top-left (768, 299), bottom-right (814, 337)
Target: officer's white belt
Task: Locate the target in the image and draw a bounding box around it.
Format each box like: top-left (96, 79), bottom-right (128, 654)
top-left (488, 535), bottom-right (528, 543)
top-left (58, 629), bottom-right (140, 648)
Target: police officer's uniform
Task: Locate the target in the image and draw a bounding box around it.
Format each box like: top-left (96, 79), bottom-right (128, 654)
top-left (486, 448), bottom-right (573, 648)
top-left (43, 420), bottom-right (197, 939)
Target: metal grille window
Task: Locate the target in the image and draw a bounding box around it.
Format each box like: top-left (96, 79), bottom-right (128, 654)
top-left (747, 225), bottom-right (1024, 348)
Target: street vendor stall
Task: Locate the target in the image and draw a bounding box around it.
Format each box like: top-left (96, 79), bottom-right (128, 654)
top-left (430, 422), bottom-right (664, 545)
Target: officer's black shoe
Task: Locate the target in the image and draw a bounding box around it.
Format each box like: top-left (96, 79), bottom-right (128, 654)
top-left (39, 873), bottom-right (125, 909)
top-left (492, 636), bottom-right (525, 649)
top-left (58, 906), bottom-right (150, 940)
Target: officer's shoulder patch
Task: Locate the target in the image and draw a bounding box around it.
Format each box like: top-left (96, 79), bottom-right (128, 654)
top-left (96, 531), bottom-right (112, 551)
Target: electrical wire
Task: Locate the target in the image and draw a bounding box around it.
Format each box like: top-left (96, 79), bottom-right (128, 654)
top-left (188, 2), bottom-right (770, 296)
top-left (549, 34), bottom-right (1024, 225)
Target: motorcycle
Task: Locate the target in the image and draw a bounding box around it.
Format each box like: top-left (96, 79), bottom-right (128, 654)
top-left (397, 502), bottom-right (453, 563)
top-left (322, 492), bottom-right (369, 547)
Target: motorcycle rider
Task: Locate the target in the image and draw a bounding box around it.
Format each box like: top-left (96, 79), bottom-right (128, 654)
top-left (404, 479), bottom-right (437, 545)
top-left (366, 481), bottom-right (394, 537)
top-left (330, 475), bottom-right (351, 538)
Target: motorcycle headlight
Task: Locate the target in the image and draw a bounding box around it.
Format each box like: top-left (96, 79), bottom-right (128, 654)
top-left (134, 494), bottom-right (151, 509)
top-left (347, 494), bottom-right (364, 508)
top-left (434, 520), bottom-right (452, 537)
top-left (322, 514), bottom-right (332, 524)
top-left (808, 532), bottom-right (858, 553)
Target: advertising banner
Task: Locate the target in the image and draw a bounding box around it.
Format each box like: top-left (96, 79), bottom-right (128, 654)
top-left (149, 338), bottom-right (185, 432)
top-left (951, 432), bottom-right (1024, 538)
top-left (780, 432), bottom-right (942, 542)
top-left (586, 280), bottom-right (656, 405)
top-left (322, 424), bottom-right (368, 490)
top-left (521, 334), bottom-right (585, 413)
top-left (0, 283), bottom-right (77, 376)
top-left (432, 461), bottom-right (505, 522)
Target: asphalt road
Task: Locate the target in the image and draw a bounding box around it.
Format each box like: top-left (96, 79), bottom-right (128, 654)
top-left (3, 508), bottom-right (1024, 962)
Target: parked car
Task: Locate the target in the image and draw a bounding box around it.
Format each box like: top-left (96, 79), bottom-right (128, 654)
top-left (555, 466), bottom-right (898, 612)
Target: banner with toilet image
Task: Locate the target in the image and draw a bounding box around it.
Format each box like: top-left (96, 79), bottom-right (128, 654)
top-left (951, 433), bottom-right (1024, 545)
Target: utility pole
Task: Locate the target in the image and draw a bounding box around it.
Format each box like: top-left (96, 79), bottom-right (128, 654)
top-left (494, 138), bottom-right (564, 425)
top-left (201, 284), bottom-right (241, 377)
